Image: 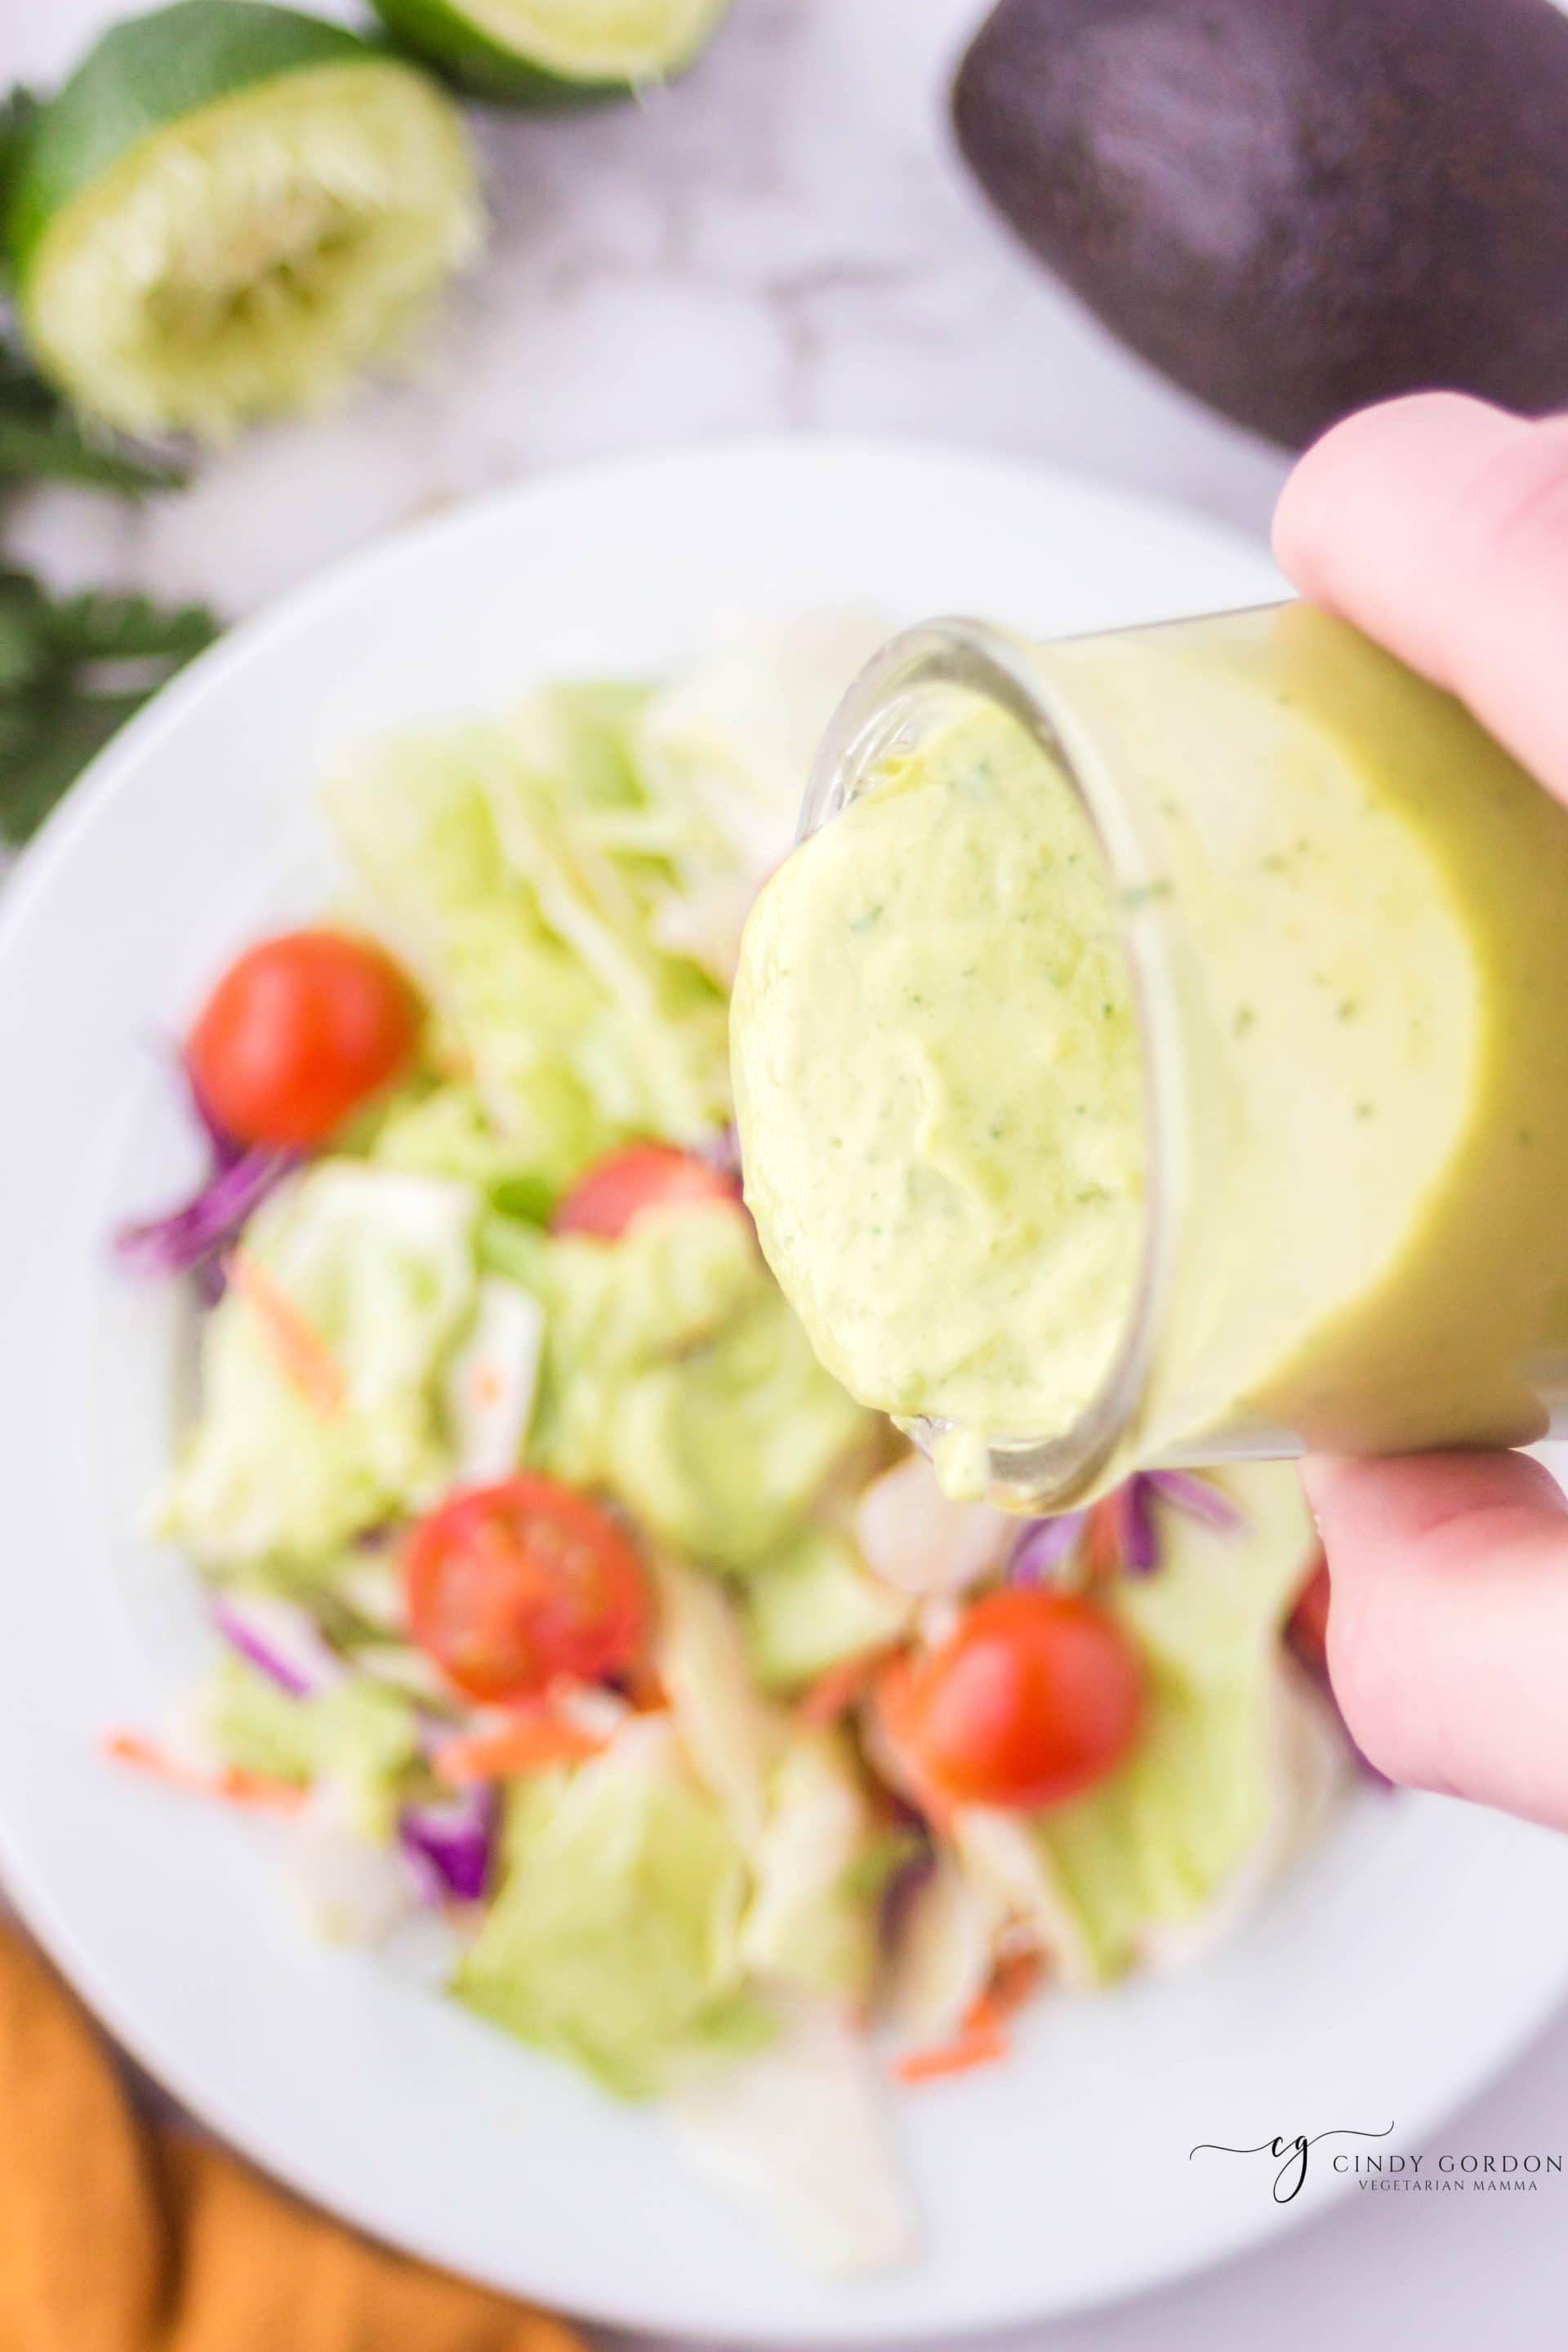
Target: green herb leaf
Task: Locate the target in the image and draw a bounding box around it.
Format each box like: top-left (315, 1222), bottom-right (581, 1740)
top-left (0, 573), bottom-right (220, 845)
top-left (41, 588), bottom-right (218, 667)
top-left (0, 339), bottom-right (188, 496)
top-left (0, 568), bottom-right (50, 693)
top-left (0, 84), bottom-right (38, 221)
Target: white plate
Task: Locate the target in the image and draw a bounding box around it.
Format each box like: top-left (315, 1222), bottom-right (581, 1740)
top-left (2, 440), bottom-right (1567, 2342)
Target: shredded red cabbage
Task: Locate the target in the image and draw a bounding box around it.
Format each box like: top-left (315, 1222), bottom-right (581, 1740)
top-left (1008, 1512), bottom-right (1088, 1583)
top-left (1009, 1470), bottom-right (1243, 1582)
top-left (117, 1145), bottom-right (298, 1285)
top-left (212, 1594), bottom-right (345, 1699)
top-left (115, 1054), bottom-right (299, 1295)
top-left (400, 1786), bottom-right (497, 1903)
top-left (1144, 1468), bottom-right (1245, 1532)
top-left (1119, 1478), bottom-right (1160, 1572)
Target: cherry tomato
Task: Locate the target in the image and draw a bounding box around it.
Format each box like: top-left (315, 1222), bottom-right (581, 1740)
top-left (1286, 1551), bottom-right (1331, 1672)
top-left (405, 1475), bottom-right (647, 1703)
top-left (552, 1141), bottom-right (739, 1238)
top-left (187, 929), bottom-right (416, 1148)
top-left (881, 1587), bottom-right (1144, 1812)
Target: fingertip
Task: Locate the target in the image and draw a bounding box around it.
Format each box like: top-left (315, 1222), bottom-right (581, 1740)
top-left (1303, 1448), bottom-right (1564, 1559)
top-left (1302, 1450), bottom-right (1568, 1821)
top-left (1272, 394), bottom-right (1529, 679)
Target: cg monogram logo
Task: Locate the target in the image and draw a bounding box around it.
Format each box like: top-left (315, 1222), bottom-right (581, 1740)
top-left (1189, 2122), bottom-right (1396, 2203)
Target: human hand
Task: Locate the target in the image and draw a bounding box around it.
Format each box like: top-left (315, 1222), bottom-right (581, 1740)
top-left (1273, 393), bottom-right (1568, 1829)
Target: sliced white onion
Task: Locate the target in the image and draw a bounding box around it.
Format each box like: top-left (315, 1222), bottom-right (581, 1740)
top-left (854, 1453), bottom-right (1012, 1597)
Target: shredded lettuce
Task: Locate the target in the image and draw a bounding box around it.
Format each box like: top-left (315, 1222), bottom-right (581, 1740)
top-left (365, 1080), bottom-right (555, 1223)
top-left (882, 1851), bottom-right (995, 2042)
top-left (205, 1654), bottom-right (421, 1841)
top-left (455, 1724), bottom-right (770, 2099)
top-left (324, 719), bottom-right (729, 1189)
top-left (486, 1201), bottom-right (872, 1569)
top-left (740, 1731), bottom-right (881, 2004)
top-left (443, 1275), bottom-right (544, 1485)
top-left (1031, 1463), bottom-right (1320, 1980)
top-left (742, 1523), bottom-right (909, 1695)
top-left (653, 1556), bottom-right (784, 1846)
top-left (157, 1163), bottom-right (476, 1572)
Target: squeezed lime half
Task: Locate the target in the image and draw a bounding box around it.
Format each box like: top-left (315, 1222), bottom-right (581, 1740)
top-left (368, 0), bottom-right (731, 104)
top-left (7, 2), bottom-right (483, 440)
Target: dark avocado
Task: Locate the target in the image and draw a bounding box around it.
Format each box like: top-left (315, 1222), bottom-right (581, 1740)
top-left (952, 0), bottom-right (1568, 448)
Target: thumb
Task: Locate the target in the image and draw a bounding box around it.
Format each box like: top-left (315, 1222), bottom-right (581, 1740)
top-left (1305, 1450), bottom-right (1568, 1828)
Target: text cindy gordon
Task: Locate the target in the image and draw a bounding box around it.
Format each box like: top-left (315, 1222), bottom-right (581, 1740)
top-left (1342, 2152), bottom-right (1561, 2193)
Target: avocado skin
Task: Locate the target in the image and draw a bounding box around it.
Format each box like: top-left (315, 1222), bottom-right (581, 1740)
top-left (953, 0), bottom-right (1568, 448)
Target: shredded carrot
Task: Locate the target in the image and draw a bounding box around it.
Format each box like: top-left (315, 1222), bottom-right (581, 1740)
top-left (227, 1250), bottom-right (346, 1419)
top-left (104, 1731), bottom-right (306, 1816)
top-left (797, 1649), bottom-right (887, 1727)
top-left (434, 1713), bottom-right (607, 1786)
top-left (1085, 1495), bottom-right (1124, 1581)
top-left (619, 1659), bottom-right (668, 1714)
top-left (892, 2011), bottom-right (1010, 2086)
top-left (973, 1949), bottom-right (1043, 2025)
top-left (866, 1654), bottom-right (956, 1833)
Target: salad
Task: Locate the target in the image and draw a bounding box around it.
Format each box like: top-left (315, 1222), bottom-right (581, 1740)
top-left (114, 614), bottom-right (1352, 2272)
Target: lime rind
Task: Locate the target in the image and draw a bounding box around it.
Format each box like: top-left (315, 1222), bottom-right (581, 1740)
top-left (7, 5), bottom-right (482, 440)
top-left (369, 0), bottom-right (731, 103)
top-left (7, 2), bottom-right (372, 278)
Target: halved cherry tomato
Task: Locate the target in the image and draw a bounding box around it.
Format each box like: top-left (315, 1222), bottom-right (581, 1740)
top-left (188, 929), bottom-right (416, 1148)
top-left (1286, 1550), bottom-right (1331, 1673)
top-left (404, 1474), bottom-right (647, 1704)
top-left (879, 1587), bottom-right (1143, 1812)
top-left (552, 1141), bottom-right (738, 1239)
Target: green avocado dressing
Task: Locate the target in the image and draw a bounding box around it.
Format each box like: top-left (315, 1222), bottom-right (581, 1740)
top-left (731, 698), bottom-right (1145, 1450)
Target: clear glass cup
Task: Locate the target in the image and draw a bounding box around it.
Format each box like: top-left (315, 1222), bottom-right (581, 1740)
top-left (798, 601), bottom-right (1568, 1510)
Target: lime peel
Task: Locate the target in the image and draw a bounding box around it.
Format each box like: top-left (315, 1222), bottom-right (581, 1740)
top-left (8, 3), bottom-right (483, 441)
top-left (370, 0), bottom-right (732, 103)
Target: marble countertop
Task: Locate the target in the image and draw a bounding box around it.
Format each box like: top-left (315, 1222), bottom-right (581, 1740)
top-left (4, 2), bottom-right (1567, 2348)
